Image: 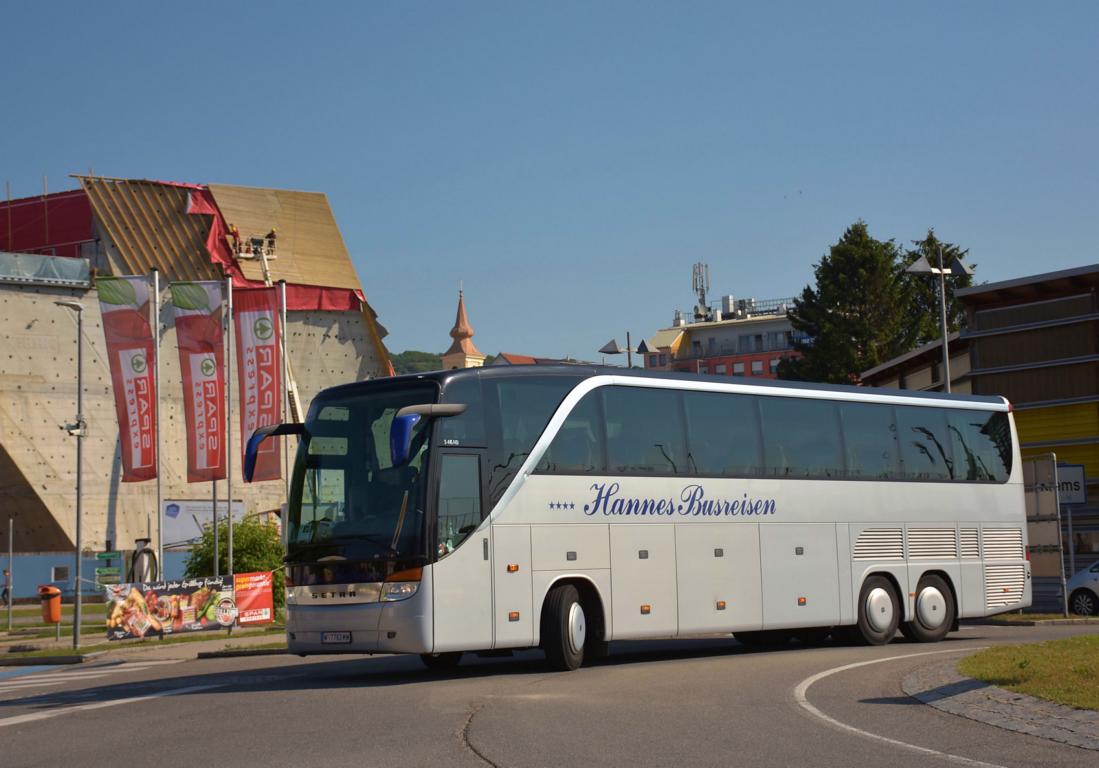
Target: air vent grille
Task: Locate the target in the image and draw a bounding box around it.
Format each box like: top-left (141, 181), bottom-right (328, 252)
top-left (853, 528), bottom-right (904, 561)
top-left (960, 529), bottom-right (980, 559)
top-left (982, 529), bottom-right (1024, 561)
top-left (907, 528), bottom-right (958, 560)
top-left (985, 564), bottom-right (1026, 609)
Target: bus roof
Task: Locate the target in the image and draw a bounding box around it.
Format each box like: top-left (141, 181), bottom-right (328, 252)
top-left (319, 365), bottom-right (1007, 408)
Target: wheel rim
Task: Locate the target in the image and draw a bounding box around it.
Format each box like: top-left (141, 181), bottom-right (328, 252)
top-left (567, 602), bottom-right (586, 654)
top-left (1073, 592), bottom-right (1095, 615)
top-left (865, 587), bottom-right (894, 633)
top-left (916, 586), bottom-right (947, 629)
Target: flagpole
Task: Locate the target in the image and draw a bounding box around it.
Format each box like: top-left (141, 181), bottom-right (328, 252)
top-left (225, 277), bottom-right (234, 576)
top-left (212, 479), bottom-right (219, 578)
top-left (279, 280), bottom-right (289, 499)
top-left (152, 269), bottom-right (163, 576)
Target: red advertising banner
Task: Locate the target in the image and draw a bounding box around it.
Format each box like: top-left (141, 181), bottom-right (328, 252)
top-left (97, 276), bottom-right (157, 482)
top-left (234, 288), bottom-right (282, 482)
top-left (233, 570), bottom-right (275, 625)
top-left (170, 282), bottom-right (226, 483)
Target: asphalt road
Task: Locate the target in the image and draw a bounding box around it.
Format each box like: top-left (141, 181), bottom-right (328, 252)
top-left (2, 624), bottom-right (1095, 768)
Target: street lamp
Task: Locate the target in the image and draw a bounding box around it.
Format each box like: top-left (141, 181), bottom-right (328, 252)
top-left (55, 300), bottom-right (85, 649)
top-left (905, 247), bottom-right (974, 393)
top-left (599, 334), bottom-right (645, 368)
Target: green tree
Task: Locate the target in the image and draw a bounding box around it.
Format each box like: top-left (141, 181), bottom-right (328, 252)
top-left (779, 221), bottom-right (911, 384)
top-left (185, 516), bottom-right (284, 610)
top-left (899, 229), bottom-right (974, 347)
top-left (391, 350), bottom-right (443, 374)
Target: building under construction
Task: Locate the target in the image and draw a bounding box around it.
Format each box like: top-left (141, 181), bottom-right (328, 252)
top-left (0, 176), bottom-right (393, 555)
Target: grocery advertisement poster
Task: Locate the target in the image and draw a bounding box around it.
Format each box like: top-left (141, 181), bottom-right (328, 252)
top-left (104, 572), bottom-right (273, 640)
top-left (234, 571), bottom-right (275, 626)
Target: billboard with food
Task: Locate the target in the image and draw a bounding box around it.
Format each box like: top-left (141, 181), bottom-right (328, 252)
top-left (104, 573), bottom-right (272, 640)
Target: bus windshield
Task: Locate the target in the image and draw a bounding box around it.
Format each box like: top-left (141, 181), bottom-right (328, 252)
top-left (287, 383), bottom-right (436, 565)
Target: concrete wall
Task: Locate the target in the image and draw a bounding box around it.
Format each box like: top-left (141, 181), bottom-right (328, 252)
top-left (0, 282), bottom-right (387, 553)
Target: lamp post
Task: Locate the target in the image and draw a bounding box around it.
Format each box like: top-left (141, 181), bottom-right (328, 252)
top-left (55, 300), bottom-right (85, 649)
top-left (904, 247), bottom-right (974, 393)
top-left (599, 333), bottom-right (645, 368)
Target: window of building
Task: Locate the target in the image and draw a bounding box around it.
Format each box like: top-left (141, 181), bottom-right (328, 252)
top-left (699, 365), bottom-right (709, 375)
top-left (751, 360), bottom-right (763, 375)
top-left (659, 354), bottom-right (668, 366)
top-left (733, 362), bottom-right (745, 375)
top-left (707, 337), bottom-right (716, 353)
top-left (648, 355), bottom-right (657, 367)
top-left (51, 566), bottom-right (70, 582)
top-left (769, 359), bottom-right (780, 374)
top-left (715, 363), bottom-right (727, 375)
top-left (759, 397), bottom-right (843, 478)
top-left (603, 387), bottom-right (687, 474)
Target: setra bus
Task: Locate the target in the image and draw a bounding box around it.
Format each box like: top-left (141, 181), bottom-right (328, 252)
top-left (245, 365), bottom-right (1029, 671)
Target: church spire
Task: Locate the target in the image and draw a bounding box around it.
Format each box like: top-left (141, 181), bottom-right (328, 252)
top-left (442, 288), bottom-right (486, 369)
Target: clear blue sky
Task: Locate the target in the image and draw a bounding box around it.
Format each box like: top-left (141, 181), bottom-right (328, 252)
top-left (4, 2), bottom-right (1097, 359)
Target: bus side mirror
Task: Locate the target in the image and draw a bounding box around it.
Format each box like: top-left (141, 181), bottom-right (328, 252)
top-left (390, 403), bottom-right (468, 466)
top-left (245, 422), bottom-right (306, 482)
top-left (390, 413), bottom-right (422, 466)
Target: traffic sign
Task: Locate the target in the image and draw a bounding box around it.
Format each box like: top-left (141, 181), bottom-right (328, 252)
top-left (95, 566), bottom-right (120, 576)
top-left (97, 551), bottom-right (121, 560)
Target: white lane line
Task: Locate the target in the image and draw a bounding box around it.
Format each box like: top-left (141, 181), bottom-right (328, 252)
top-left (0, 684), bottom-right (221, 728)
top-left (793, 647), bottom-right (1005, 768)
top-left (0, 681), bottom-right (63, 691)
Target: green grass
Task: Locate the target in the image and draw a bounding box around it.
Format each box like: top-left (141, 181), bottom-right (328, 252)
top-left (3, 626), bottom-right (285, 659)
top-left (958, 636), bottom-right (1099, 711)
top-left (984, 612), bottom-right (1077, 622)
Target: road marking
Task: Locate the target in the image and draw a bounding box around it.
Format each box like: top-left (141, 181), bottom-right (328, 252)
top-left (0, 660), bottom-right (184, 695)
top-left (0, 666), bottom-right (53, 681)
top-left (793, 647), bottom-right (1006, 768)
top-left (0, 684), bottom-right (221, 728)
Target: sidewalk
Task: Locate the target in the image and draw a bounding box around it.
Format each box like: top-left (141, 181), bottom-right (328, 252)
top-left (0, 626), bottom-right (286, 663)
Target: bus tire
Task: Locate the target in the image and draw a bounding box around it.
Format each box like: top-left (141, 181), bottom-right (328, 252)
top-left (420, 652), bottom-right (462, 671)
top-left (900, 575), bottom-right (955, 643)
top-left (857, 575), bottom-right (900, 645)
top-left (542, 583), bottom-right (585, 671)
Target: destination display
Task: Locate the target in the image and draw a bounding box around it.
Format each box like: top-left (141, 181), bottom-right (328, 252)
top-left (104, 572), bottom-right (274, 640)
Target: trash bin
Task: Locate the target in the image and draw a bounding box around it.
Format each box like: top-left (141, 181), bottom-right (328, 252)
top-left (38, 585), bottom-right (62, 623)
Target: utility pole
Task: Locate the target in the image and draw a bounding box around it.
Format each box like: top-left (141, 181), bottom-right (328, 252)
top-left (54, 300), bottom-right (85, 649)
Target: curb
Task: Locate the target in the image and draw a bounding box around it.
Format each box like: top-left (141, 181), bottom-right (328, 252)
top-left (196, 648), bottom-right (288, 659)
top-left (0, 655), bottom-right (89, 666)
top-left (965, 618), bottom-right (1099, 626)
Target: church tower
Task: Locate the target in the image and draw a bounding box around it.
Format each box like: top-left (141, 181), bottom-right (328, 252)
top-left (441, 289), bottom-right (486, 369)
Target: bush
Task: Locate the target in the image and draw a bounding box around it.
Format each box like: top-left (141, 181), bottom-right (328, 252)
top-left (184, 516), bottom-right (284, 611)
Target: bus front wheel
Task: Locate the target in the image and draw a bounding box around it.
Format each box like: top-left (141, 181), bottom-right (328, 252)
top-left (857, 576), bottom-right (900, 645)
top-left (542, 584), bottom-right (586, 671)
top-left (900, 575), bottom-right (955, 643)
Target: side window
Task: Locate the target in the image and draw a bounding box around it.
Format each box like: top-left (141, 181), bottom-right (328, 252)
top-left (488, 377), bottom-right (576, 499)
top-left (683, 391), bottom-right (762, 476)
top-left (759, 396), bottom-right (843, 478)
top-left (948, 409), bottom-right (1011, 482)
top-left (840, 402), bottom-right (899, 479)
top-left (438, 377), bottom-right (486, 447)
top-left (535, 391), bottom-right (605, 474)
top-left (896, 406), bottom-right (954, 481)
top-left (436, 454), bottom-right (482, 557)
top-left (604, 387), bottom-right (687, 474)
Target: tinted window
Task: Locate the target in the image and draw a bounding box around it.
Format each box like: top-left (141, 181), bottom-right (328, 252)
top-left (683, 391), bottom-right (762, 475)
top-left (535, 391), bottom-right (605, 474)
top-left (488, 377), bottom-right (576, 498)
top-left (438, 377), bottom-right (485, 447)
top-left (759, 397), bottom-right (843, 477)
top-left (896, 406), bottom-right (953, 481)
top-left (436, 454), bottom-right (482, 557)
top-left (948, 409), bottom-right (1011, 482)
top-left (604, 387), bottom-right (687, 474)
top-left (840, 402), bottom-right (899, 479)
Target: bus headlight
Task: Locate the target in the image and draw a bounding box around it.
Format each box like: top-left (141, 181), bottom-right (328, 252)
top-left (381, 581), bottom-right (419, 601)
top-left (381, 566), bottom-right (422, 602)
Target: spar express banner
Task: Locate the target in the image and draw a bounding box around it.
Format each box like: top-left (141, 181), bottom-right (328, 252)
top-left (170, 282), bottom-right (226, 482)
top-left (234, 288), bottom-right (282, 482)
top-left (104, 571), bottom-right (274, 640)
top-left (97, 276), bottom-right (157, 482)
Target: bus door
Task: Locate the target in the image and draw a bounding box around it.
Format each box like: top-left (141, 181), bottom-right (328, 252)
top-left (430, 449), bottom-right (494, 653)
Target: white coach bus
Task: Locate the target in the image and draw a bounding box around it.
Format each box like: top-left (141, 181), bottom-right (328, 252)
top-left (246, 366), bottom-right (1029, 671)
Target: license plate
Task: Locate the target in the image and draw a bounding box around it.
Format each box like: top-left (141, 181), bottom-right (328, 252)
top-left (321, 631), bottom-right (352, 644)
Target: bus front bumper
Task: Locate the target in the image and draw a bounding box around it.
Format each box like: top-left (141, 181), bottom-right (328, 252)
top-left (285, 580), bottom-right (433, 655)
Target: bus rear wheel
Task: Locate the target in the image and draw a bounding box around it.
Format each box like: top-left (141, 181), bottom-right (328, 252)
top-left (542, 584), bottom-right (586, 671)
top-left (900, 575), bottom-right (955, 643)
top-left (420, 652), bottom-right (462, 671)
top-left (857, 576), bottom-right (900, 645)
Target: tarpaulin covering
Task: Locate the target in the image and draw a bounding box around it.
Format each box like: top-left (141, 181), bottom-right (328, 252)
top-left (170, 281), bottom-right (227, 483)
top-left (97, 276), bottom-right (158, 482)
top-left (234, 288), bottom-right (282, 482)
top-left (0, 189), bottom-right (95, 258)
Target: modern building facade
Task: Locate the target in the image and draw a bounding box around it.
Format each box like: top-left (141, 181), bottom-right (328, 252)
top-left (643, 295), bottom-right (804, 379)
